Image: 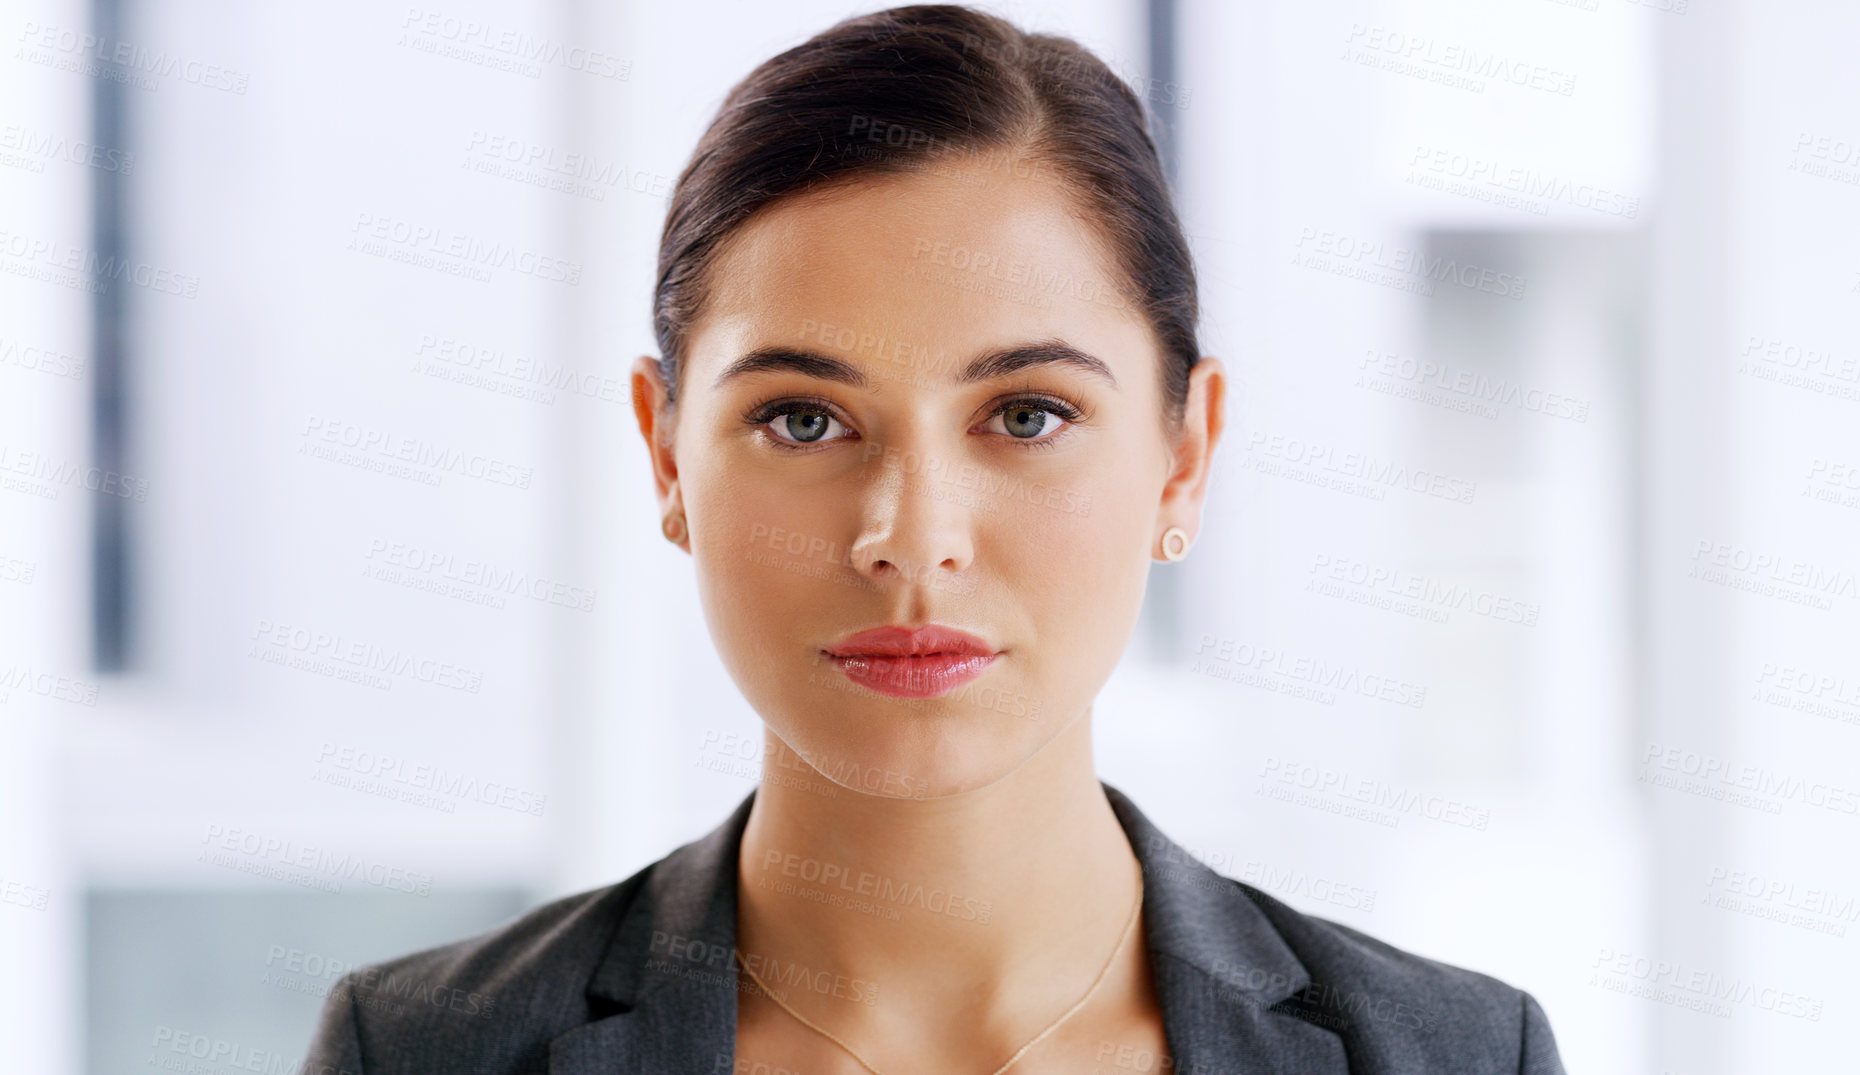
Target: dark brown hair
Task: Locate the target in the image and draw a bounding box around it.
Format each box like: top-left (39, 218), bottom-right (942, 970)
top-left (652, 3), bottom-right (1200, 430)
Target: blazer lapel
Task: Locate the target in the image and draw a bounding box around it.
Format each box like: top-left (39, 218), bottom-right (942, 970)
top-left (548, 975), bottom-right (737, 1074)
top-left (549, 790), bottom-right (755, 1075)
top-left (1105, 784), bottom-right (1351, 1074)
top-left (551, 783), bottom-right (1349, 1074)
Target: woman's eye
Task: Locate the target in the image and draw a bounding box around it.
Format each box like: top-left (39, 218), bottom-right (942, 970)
top-left (764, 408), bottom-right (847, 445)
top-left (981, 402), bottom-right (1069, 441)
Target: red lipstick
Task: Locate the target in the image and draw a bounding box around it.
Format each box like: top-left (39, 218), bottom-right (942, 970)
top-left (822, 624), bottom-right (999, 699)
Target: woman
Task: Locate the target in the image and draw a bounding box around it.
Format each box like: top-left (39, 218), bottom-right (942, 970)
top-left (303, 5), bottom-right (1567, 1073)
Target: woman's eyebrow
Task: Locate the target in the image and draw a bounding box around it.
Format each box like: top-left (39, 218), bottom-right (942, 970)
top-left (710, 347), bottom-right (864, 389)
top-left (710, 339), bottom-right (1118, 390)
top-left (964, 340), bottom-right (1119, 388)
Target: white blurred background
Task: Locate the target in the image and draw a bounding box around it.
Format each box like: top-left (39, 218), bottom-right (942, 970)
top-left (2, 0), bottom-right (1856, 1071)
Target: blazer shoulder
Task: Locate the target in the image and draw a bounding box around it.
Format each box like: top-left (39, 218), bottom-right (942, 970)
top-left (1233, 881), bottom-right (1566, 1074)
top-left (300, 864), bottom-right (653, 1075)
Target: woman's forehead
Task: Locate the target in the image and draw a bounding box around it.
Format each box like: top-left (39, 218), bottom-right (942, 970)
top-left (688, 160), bottom-right (1150, 389)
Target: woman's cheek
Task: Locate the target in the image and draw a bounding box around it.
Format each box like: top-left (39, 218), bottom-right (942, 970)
top-left (991, 476), bottom-right (1111, 577)
top-left (694, 487), bottom-right (861, 676)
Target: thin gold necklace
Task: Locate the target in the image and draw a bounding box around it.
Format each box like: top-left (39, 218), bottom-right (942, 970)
top-left (733, 856), bottom-right (1144, 1075)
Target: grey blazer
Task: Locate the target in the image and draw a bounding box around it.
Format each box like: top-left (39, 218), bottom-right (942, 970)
top-left (300, 782), bottom-right (1567, 1074)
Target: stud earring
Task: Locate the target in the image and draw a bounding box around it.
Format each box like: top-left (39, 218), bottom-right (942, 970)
top-left (1158, 526), bottom-right (1190, 562)
top-left (662, 511), bottom-right (687, 545)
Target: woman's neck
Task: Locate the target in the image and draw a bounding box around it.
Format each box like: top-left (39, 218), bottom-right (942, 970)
top-left (733, 711), bottom-right (1150, 1055)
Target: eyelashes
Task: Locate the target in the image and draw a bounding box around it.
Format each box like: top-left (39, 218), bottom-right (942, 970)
top-left (741, 390), bottom-right (1086, 453)
top-left (974, 396), bottom-right (1084, 452)
top-left (742, 394), bottom-right (848, 449)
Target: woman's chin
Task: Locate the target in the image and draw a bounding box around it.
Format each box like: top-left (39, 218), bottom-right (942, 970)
top-left (770, 720), bottom-right (1042, 802)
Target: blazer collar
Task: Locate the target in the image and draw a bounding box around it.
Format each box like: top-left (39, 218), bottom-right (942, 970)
top-left (549, 781), bottom-right (1333, 1074)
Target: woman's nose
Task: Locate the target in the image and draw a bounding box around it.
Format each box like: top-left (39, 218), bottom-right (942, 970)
top-left (845, 440), bottom-right (976, 588)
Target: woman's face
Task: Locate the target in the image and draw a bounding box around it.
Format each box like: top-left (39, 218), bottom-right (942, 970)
top-left (634, 152), bottom-right (1220, 798)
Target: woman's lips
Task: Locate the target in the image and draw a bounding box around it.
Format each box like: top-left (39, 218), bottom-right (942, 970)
top-left (822, 624), bottom-right (1000, 698)
top-left (827, 652), bottom-right (998, 698)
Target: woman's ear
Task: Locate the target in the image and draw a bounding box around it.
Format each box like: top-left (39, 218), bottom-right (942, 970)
top-left (631, 354), bottom-right (681, 517)
top-left (1156, 356), bottom-right (1226, 541)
